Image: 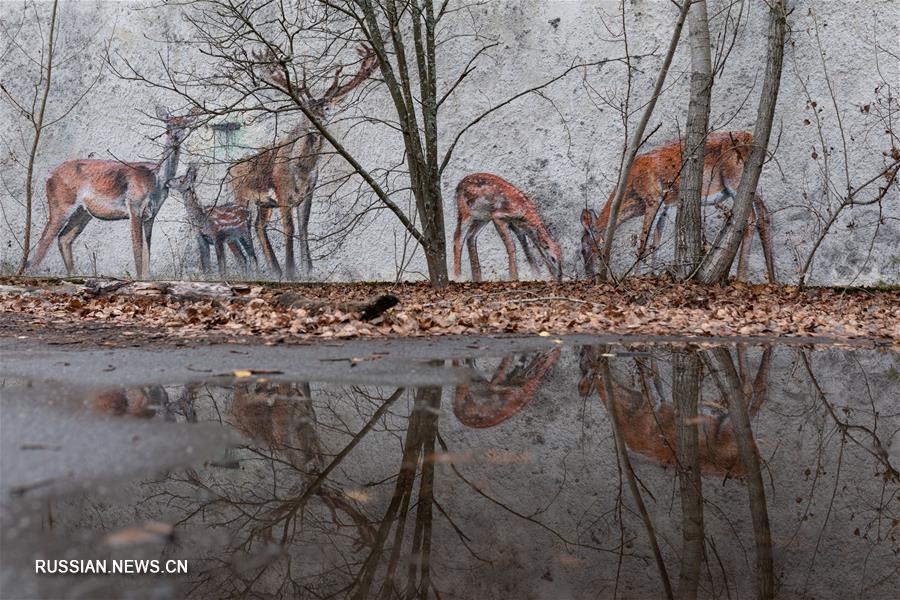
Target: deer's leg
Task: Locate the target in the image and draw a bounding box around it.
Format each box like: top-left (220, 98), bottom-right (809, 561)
top-left (452, 216), bottom-right (466, 278)
top-left (240, 230), bottom-right (258, 273)
top-left (280, 202), bottom-right (296, 280)
top-left (493, 219), bottom-right (518, 281)
top-left (464, 220), bottom-right (487, 282)
top-left (29, 206), bottom-right (73, 272)
top-left (227, 240), bottom-right (245, 264)
top-left (753, 195), bottom-right (776, 282)
top-left (510, 224), bottom-right (539, 273)
top-left (197, 237), bottom-right (212, 275)
top-left (127, 206), bottom-right (145, 279)
top-left (255, 206), bottom-right (281, 278)
top-left (56, 207), bottom-right (91, 275)
top-left (491, 355), bottom-right (516, 385)
top-left (298, 171), bottom-right (316, 275)
top-left (215, 239), bottom-right (227, 278)
top-left (141, 218), bottom-right (154, 280)
top-left (650, 204), bottom-right (669, 270)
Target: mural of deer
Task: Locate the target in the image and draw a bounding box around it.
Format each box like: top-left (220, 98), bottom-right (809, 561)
top-left (229, 46), bottom-right (379, 280)
top-left (577, 345), bottom-right (771, 476)
top-left (453, 348), bottom-right (561, 428)
top-left (453, 173), bottom-right (563, 282)
top-left (580, 131), bottom-right (776, 281)
top-left (168, 165), bottom-right (256, 278)
top-left (26, 107), bottom-right (199, 278)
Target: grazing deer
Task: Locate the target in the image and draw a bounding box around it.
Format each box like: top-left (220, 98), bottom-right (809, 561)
top-left (168, 165), bottom-right (257, 278)
top-left (27, 107), bottom-right (199, 278)
top-left (229, 46), bottom-right (379, 279)
top-left (577, 346), bottom-right (771, 476)
top-left (580, 131), bottom-right (776, 281)
top-left (453, 348), bottom-right (561, 428)
top-left (453, 173), bottom-right (563, 282)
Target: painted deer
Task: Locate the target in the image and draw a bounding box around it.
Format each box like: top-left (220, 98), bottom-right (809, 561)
top-left (168, 165), bottom-right (257, 278)
top-left (577, 346), bottom-right (771, 476)
top-left (453, 173), bottom-right (563, 281)
top-left (229, 46), bottom-right (379, 279)
top-left (580, 131), bottom-right (776, 281)
top-left (27, 107), bottom-right (199, 278)
top-left (453, 348), bottom-right (561, 428)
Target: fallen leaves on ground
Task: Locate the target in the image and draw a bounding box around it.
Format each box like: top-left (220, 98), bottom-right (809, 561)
top-left (1, 277), bottom-right (898, 344)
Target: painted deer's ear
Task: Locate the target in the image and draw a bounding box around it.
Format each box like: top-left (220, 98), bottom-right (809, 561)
top-left (580, 208), bottom-right (596, 230)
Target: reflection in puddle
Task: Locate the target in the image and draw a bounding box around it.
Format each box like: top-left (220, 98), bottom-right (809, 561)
top-left (2, 343), bottom-right (899, 599)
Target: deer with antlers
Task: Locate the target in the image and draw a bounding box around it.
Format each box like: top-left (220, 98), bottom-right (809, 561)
top-left (580, 131), bottom-right (776, 281)
top-left (228, 46), bottom-right (379, 280)
top-left (453, 173), bottom-right (563, 282)
top-left (168, 165), bottom-right (256, 278)
top-left (26, 106), bottom-right (199, 278)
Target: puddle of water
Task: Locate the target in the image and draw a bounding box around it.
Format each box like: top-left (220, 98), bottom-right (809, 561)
top-left (1, 342), bottom-right (899, 599)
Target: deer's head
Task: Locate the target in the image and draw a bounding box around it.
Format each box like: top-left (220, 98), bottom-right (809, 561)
top-left (537, 232), bottom-right (563, 281)
top-left (580, 208), bottom-right (602, 278)
top-left (167, 164), bottom-right (198, 193)
top-left (256, 45), bottom-right (379, 121)
top-left (156, 106), bottom-right (202, 146)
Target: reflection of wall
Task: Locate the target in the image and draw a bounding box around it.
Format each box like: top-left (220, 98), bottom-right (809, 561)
top-left (1, 1), bottom-right (897, 283)
top-left (31, 346), bottom-right (900, 598)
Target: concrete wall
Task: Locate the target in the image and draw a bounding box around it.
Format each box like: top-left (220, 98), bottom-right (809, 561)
top-left (1, 0), bottom-right (897, 284)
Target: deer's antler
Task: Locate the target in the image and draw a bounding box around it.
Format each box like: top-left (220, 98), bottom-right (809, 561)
top-left (321, 45), bottom-right (379, 102)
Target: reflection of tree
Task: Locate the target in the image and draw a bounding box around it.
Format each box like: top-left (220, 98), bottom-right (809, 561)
top-left (351, 385), bottom-right (442, 599)
top-left (453, 349), bottom-right (560, 428)
top-left (155, 381), bottom-right (402, 598)
top-left (704, 348), bottom-right (774, 600)
top-left (794, 350), bottom-right (900, 597)
top-left (578, 344), bottom-right (775, 600)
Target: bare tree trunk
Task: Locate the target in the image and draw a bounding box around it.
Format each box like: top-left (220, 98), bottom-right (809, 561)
top-left (673, 348), bottom-right (704, 600)
top-left (674, 0), bottom-right (711, 280)
top-left (597, 0), bottom-right (692, 281)
top-left (698, 0), bottom-right (787, 283)
top-left (17, 0), bottom-right (59, 275)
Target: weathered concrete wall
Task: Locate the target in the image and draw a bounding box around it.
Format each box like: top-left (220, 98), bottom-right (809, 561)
top-left (1, 0), bottom-right (897, 283)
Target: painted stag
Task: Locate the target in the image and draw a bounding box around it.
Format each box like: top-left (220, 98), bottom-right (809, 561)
top-left (229, 46), bottom-right (379, 279)
top-left (453, 173), bottom-right (563, 281)
top-left (580, 131), bottom-right (776, 281)
top-left (27, 106), bottom-right (199, 278)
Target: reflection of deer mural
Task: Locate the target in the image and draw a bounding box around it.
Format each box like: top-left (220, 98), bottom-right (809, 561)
top-left (453, 174), bottom-right (563, 281)
top-left (228, 381), bottom-right (375, 548)
top-left (577, 345), bottom-right (771, 476)
top-left (168, 165), bottom-right (256, 277)
top-left (229, 46), bottom-right (379, 279)
top-left (453, 348), bottom-right (561, 428)
top-left (580, 131), bottom-right (776, 281)
top-left (89, 386), bottom-right (170, 419)
top-left (27, 107), bottom-right (199, 278)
